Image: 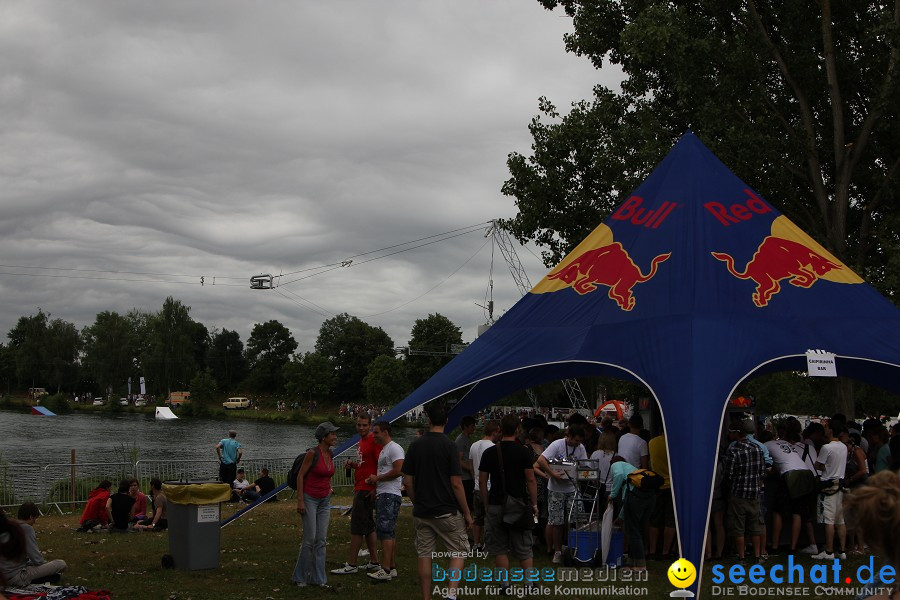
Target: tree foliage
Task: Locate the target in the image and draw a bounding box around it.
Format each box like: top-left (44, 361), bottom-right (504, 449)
top-left (244, 320), bottom-right (298, 393)
top-left (283, 352), bottom-right (334, 403)
top-left (364, 355), bottom-right (411, 406)
top-left (7, 310), bottom-right (80, 392)
top-left (406, 313), bottom-right (464, 389)
top-left (143, 297), bottom-right (203, 395)
top-left (82, 311), bottom-right (138, 395)
top-left (315, 313), bottom-right (395, 401)
top-left (505, 1), bottom-right (900, 296)
top-left (189, 368), bottom-right (218, 409)
top-left (206, 329), bottom-right (249, 392)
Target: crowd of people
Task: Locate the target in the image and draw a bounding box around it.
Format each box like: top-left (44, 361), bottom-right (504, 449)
top-left (712, 413), bottom-right (900, 564)
top-left (75, 477), bottom-right (169, 534)
top-left (3, 407), bottom-right (898, 599)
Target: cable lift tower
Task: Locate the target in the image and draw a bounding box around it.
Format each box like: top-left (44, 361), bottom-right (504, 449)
top-left (483, 221), bottom-right (589, 412)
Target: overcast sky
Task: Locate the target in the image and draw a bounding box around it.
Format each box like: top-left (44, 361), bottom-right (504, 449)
top-left (0, 1), bottom-right (620, 353)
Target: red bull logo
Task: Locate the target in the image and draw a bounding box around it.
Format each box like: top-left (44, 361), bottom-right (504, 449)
top-left (545, 242), bottom-right (670, 311)
top-left (711, 216), bottom-right (863, 307)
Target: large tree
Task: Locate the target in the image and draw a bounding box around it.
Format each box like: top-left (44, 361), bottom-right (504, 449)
top-left (315, 313), bottom-right (395, 401)
top-left (283, 352), bottom-right (334, 404)
top-left (364, 355), bottom-right (410, 406)
top-left (406, 313), bottom-right (464, 389)
top-left (7, 310), bottom-right (80, 392)
top-left (143, 297), bottom-right (202, 395)
top-left (504, 1), bottom-right (900, 415)
top-left (206, 329), bottom-right (249, 391)
top-left (505, 1), bottom-right (899, 288)
top-left (8, 310), bottom-right (49, 387)
top-left (82, 311), bottom-right (138, 396)
top-left (244, 320), bottom-right (298, 393)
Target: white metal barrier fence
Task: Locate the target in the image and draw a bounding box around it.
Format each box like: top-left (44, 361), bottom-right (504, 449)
top-left (0, 456), bottom-right (357, 511)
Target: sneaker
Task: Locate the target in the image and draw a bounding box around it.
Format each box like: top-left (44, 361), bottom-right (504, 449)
top-left (835, 551), bottom-right (847, 560)
top-left (552, 551), bottom-right (563, 564)
top-left (360, 561), bottom-right (380, 571)
top-left (294, 581), bottom-right (308, 587)
top-left (358, 549), bottom-right (370, 557)
top-left (367, 568), bottom-right (393, 582)
top-left (331, 563), bottom-right (358, 574)
top-left (811, 551), bottom-right (835, 560)
top-left (800, 544), bottom-right (819, 555)
top-left (388, 568), bottom-right (398, 579)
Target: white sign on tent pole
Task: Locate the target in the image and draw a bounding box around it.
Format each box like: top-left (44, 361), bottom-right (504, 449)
top-left (806, 349), bottom-right (837, 377)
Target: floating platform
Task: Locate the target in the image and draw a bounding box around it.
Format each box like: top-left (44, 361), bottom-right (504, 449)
top-left (155, 406), bottom-right (179, 420)
top-left (31, 406), bottom-right (56, 416)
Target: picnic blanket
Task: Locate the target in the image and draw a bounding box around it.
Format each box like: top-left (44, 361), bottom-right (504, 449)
top-left (3, 584), bottom-right (111, 600)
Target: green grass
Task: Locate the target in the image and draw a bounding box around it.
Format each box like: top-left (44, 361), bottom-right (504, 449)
top-left (19, 499), bottom-right (884, 600)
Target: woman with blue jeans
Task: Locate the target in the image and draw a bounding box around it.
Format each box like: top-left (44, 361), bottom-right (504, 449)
top-left (293, 422), bottom-right (338, 587)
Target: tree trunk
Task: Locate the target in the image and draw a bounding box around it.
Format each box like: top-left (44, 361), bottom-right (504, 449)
top-left (833, 377), bottom-right (855, 419)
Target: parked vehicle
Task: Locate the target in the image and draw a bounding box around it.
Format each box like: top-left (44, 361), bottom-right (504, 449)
top-left (134, 398), bottom-right (147, 407)
top-left (92, 398), bottom-right (104, 406)
top-left (28, 387), bottom-right (49, 401)
top-left (119, 398), bottom-right (129, 406)
top-left (168, 391), bottom-right (190, 405)
top-left (222, 397), bottom-right (250, 410)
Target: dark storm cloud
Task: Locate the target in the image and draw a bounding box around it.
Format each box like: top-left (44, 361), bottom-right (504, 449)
top-left (0, 1), bottom-right (619, 350)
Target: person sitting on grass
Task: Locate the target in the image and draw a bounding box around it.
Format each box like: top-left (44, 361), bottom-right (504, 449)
top-left (232, 468), bottom-right (261, 503)
top-left (128, 479), bottom-right (148, 521)
top-left (254, 468), bottom-right (277, 501)
top-left (134, 479), bottom-right (168, 531)
top-left (107, 480), bottom-right (136, 532)
top-left (0, 502), bottom-right (67, 586)
top-left (78, 480), bottom-right (112, 531)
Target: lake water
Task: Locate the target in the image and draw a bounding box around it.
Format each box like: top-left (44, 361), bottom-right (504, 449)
top-left (0, 409), bottom-right (420, 466)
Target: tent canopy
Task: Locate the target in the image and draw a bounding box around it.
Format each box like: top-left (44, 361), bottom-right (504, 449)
top-left (344, 133), bottom-right (900, 591)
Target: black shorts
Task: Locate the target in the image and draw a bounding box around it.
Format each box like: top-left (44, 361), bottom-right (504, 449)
top-left (350, 490), bottom-right (376, 535)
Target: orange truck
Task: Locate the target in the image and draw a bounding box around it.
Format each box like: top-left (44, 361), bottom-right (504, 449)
top-left (168, 391), bottom-right (191, 405)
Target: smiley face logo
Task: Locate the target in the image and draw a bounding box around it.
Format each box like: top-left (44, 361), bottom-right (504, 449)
top-left (667, 558), bottom-right (696, 589)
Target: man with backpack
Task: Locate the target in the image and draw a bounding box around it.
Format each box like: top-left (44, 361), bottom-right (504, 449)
top-left (609, 456), bottom-right (658, 572)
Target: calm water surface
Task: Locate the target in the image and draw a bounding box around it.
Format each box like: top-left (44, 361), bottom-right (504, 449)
top-left (0, 409), bottom-right (419, 466)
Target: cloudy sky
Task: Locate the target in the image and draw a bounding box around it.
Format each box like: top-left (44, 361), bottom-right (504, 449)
top-left (1, 1), bottom-right (620, 353)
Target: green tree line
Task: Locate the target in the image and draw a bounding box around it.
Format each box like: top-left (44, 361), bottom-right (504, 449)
top-left (0, 298), bottom-right (464, 408)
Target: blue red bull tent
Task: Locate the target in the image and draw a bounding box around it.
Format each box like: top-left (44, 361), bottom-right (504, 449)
top-left (226, 133), bottom-right (900, 590)
top-left (365, 132), bottom-right (900, 592)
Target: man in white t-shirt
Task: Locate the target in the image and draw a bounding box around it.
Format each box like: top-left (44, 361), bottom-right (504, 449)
top-left (365, 420), bottom-right (405, 582)
top-left (812, 422), bottom-right (848, 561)
top-left (536, 424), bottom-right (587, 563)
top-left (231, 468), bottom-right (260, 503)
top-left (617, 415), bottom-right (649, 469)
top-left (469, 421), bottom-right (500, 551)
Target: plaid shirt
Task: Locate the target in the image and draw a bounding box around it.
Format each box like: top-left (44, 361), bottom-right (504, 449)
top-left (724, 439), bottom-right (766, 499)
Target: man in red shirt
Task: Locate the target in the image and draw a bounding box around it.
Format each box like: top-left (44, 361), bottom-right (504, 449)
top-left (332, 413), bottom-right (382, 574)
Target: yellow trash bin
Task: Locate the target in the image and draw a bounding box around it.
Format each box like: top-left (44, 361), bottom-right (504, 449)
top-left (162, 482), bottom-right (231, 570)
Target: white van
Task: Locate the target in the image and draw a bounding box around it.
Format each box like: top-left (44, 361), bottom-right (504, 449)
top-left (222, 397), bottom-right (251, 410)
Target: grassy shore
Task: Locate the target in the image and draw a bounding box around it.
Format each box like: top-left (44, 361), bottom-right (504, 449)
top-left (0, 395), bottom-right (419, 428)
top-left (11, 496), bottom-right (881, 600)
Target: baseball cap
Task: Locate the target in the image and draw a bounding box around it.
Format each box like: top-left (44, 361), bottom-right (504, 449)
top-left (314, 422), bottom-right (338, 440)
